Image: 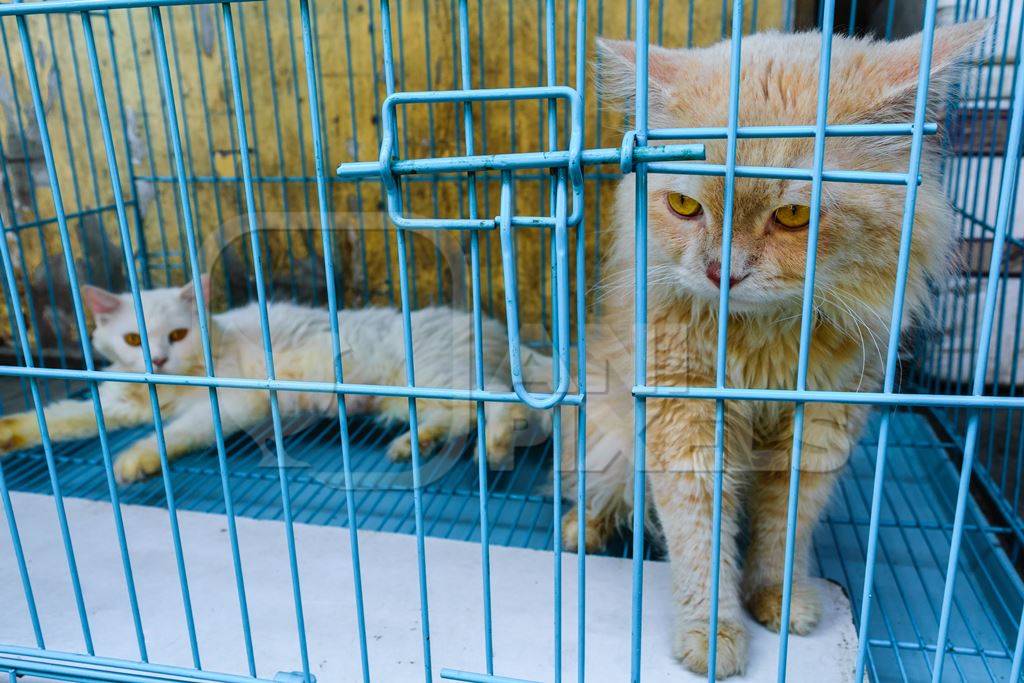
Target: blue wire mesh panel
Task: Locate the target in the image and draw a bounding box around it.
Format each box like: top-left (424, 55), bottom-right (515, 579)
top-left (913, 0), bottom-right (1024, 590)
top-left (1, 1), bottom-right (1024, 683)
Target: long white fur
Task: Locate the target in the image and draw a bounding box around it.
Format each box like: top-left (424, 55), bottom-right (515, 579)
top-left (0, 277), bottom-right (552, 483)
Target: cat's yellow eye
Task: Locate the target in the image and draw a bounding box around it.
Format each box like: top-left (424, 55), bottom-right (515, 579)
top-left (773, 204), bottom-right (812, 229)
top-left (168, 328), bottom-right (189, 343)
top-left (667, 193), bottom-right (703, 218)
top-left (123, 332), bottom-right (142, 347)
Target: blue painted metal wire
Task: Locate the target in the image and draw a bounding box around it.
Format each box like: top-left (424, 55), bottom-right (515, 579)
top-left (2, 3), bottom-right (1024, 683)
top-left (774, 1), bottom-right (836, 677)
top-left (931, 13), bottom-right (1024, 681)
top-left (220, 5), bottom-right (311, 679)
top-left (854, 0), bottom-right (948, 679)
top-left (378, 2), bottom-right (434, 679)
top-left (629, 2), bottom-right (652, 681)
top-left (706, 1), bottom-right (745, 677)
top-left (453, 0), bottom-right (494, 673)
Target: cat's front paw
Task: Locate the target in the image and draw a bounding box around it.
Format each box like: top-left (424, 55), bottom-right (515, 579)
top-left (114, 443), bottom-right (163, 484)
top-left (673, 619), bottom-right (747, 678)
top-left (0, 413), bottom-right (37, 453)
top-left (482, 431), bottom-right (514, 470)
top-left (745, 581), bottom-right (821, 635)
top-left (385, 432), bottom-right (414, 461)
top-left (385, 431), bottom-right (440, 462)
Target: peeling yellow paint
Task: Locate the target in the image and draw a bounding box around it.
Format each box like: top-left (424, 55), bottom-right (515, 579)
top-left (0, 1), bottom-right (784, 353)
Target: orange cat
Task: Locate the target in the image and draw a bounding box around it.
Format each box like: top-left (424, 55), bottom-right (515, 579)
top-left (562, 23), bottom-right (988, 677)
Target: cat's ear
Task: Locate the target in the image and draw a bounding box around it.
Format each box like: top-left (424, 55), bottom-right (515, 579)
top-left (81, 284), bottom-right (121, 318)
top-left (594, 37), bottom-right (687, 119)
top-left (870, 19), bottom-right (992, 119)
top-left (179, 274), bottom-right (210, 308)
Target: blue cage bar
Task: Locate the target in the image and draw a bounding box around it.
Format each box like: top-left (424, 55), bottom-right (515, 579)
top-left (0, 0), bottom-right (1022, 682)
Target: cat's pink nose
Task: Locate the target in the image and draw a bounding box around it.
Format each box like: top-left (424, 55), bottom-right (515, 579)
top-left (705, 261), bottom-right (747, 288)
top-left (151, 357), bottom-right (167, 369)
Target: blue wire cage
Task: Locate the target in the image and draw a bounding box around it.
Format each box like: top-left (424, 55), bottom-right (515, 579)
top-left (0, 0), bottom-right (1022, 681)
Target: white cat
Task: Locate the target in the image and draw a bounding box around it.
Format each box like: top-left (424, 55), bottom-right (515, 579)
top-left (0, 275), bottom-right (552, 483)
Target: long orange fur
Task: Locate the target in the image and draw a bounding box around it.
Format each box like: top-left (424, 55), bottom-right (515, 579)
top-left (561, 22), bottom-right (989, 677)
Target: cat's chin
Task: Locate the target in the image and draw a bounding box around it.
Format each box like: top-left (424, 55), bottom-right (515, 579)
top-left (130, 364), bottom-right (167, 375)
top-left (720, 300), bottom-right (765, 315)
top-left (681, 288), bottom-right (784, 316)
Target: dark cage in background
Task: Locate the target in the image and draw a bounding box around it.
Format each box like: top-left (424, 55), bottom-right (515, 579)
top-left (0, 0), bottom-right (1023, 682)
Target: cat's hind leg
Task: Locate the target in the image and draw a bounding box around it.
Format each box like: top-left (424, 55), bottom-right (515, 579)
top-left (479, 401), bottom-right (540, 469)
top-left (560, 500), bottom-right (629, 554)
top-left (384, 399), bottom-right (466, 462)
top-left (385, 399), bottom-right (545, 470)
top-left (559, 393), bottom-right (634, 554)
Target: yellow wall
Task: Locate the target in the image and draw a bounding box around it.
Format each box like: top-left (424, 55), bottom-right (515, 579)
top-left (0, 0), bottom-right (785, 357)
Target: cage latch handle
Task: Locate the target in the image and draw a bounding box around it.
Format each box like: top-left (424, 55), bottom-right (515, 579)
top-left (497, 169), bottom-right (571, 410)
